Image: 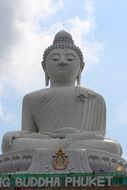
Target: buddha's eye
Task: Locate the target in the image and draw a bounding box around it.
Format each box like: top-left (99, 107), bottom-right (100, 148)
top-left (51, 54), bottom-right (60, 61)
top-left (67, 58), bottom-right (73, 61)
top-left (53, 58), bottom-right (58, 61)
top-left (66, 54), bottom-right (75, 61)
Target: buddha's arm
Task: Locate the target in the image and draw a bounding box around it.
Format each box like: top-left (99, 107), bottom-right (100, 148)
top-left (97, 94), bottom-right (106, 136)
top-left (89, 93), bottom-right (106, 137)
top-left (22, 95), bottom-right (38, 133)
top-left (1, 95), bottom-right (38, 153)
top-left (81, 93), bottom-right (106, 138)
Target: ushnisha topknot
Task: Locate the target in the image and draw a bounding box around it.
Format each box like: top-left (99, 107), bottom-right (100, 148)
top-left (42, 30), bottom-right (84, 68)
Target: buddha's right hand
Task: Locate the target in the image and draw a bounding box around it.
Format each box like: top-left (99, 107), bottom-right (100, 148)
top-left (2, 131), bottom-right (30, 153)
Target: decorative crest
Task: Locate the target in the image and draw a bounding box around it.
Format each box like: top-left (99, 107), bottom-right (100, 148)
top-left (52, 147), bottom-right (68, 170)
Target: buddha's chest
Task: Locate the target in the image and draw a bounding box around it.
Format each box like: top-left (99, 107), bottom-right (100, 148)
top-left (33, 88), bottom-right (80, 116)
top-left (31, 88), bottom-right (88, 129)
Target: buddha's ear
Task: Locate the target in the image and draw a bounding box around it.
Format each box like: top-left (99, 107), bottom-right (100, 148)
top-left (77, 62), bottom-right (85, 86)
top-left (77, 73), bottom-right (81, 86)
top-left (81, 61), bottom-right (85, 72)
top-left (41, 61), bottom-right (49, 86)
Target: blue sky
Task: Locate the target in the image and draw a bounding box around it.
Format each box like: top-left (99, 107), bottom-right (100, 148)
top-left (0, 0), bottom-right (127, 159)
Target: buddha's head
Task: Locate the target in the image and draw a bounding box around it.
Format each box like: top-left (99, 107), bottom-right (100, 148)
top-left (41, 30), bottom-right (85, 87)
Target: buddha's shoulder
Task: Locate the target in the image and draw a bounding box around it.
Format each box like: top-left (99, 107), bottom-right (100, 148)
top-left (23, 88), bottom-right (51, 102)
top-left (79, 86), bottom-right (105, 102)
top-left (22, 86), bottom-right (105, 104)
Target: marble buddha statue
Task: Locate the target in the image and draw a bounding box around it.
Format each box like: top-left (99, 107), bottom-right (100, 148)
top-left (1, 30), bottom-right (126, 173)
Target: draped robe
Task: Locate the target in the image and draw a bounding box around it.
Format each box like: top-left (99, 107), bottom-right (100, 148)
top-left (22, 86), bottom-right (106, 137)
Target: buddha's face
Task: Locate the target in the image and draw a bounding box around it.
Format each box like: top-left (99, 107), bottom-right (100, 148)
top-left (45, 49), bottom-right (81, 83)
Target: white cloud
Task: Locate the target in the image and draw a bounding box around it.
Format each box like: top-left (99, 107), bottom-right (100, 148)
top-left (84, 0), bottom-right (95, 19)
top-left (65, 0), bottom-right (103, 71)
top-left (0, 0), bottom-right (64, 126)
top-left (0, 103), bottom-right (14, 122)
top-left (0, 83), bottom-right (4, 96)
top-left (0, 80), bottom-right (15, 123)
top-left (0, 0), bottom-right (63, 93)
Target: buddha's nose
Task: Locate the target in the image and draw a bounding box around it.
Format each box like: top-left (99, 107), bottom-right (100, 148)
top-left (58, 62), bottom-right (68, 67)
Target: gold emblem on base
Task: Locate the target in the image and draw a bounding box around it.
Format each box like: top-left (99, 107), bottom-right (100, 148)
top-left (52, 147), bottom-right (68, 170)
top-left (116, 163), bottom-right (125, 172)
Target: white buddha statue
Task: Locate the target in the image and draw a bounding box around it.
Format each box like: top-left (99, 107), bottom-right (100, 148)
top-left (2, 30), bottom-right (122, 157)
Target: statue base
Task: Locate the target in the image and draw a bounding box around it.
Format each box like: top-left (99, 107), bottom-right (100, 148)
top-left (0, 148), bottom-right (127, 173)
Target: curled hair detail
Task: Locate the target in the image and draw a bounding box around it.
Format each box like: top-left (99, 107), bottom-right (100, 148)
top-left (42, 43), bottom-right (84, 69)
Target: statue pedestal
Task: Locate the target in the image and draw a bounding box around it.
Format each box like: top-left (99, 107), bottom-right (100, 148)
top-left (0, 148), bottom-right (126, 174)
